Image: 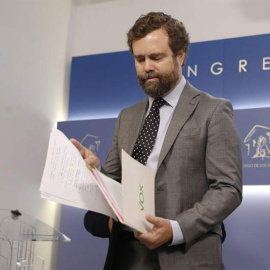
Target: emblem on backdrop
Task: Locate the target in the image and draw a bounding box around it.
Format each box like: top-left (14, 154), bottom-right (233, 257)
top-left (244, 125), bottom-right (270, 160)
top-left (234, 107), bottom-right (270, 185)
top-left (81, 134), bottom-right (101, 155)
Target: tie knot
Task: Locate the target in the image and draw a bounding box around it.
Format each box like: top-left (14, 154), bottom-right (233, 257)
top-left (152, 98), bottom-right (166, 109)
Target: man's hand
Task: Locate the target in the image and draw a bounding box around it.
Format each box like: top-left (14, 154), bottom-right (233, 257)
top-left (70, 139), bottom-right (100, 168)
top-left (134, 214), bottom-right (173, 250)
top-left (108, 217), bottom-right (113, 233)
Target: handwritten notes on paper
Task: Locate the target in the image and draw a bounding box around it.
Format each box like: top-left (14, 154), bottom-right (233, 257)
top-left (40, 129), bottom-right (116, 220)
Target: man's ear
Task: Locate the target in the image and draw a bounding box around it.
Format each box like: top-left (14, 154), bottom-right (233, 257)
top-left (177, 51), bottom-right (186, 66)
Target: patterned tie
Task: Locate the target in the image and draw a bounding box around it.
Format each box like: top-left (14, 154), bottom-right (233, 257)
top-left (132, 98), bottom-right (166, 165)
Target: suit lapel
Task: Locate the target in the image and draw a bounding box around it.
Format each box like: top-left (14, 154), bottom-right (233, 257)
top-left (157, 82), bottom-right (200, 170)
top-left (127, 98), bottom-right (149, 155)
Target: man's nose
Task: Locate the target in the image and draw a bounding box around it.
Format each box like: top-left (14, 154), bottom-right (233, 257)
top-left (144, 59), bottom-right (154, 72)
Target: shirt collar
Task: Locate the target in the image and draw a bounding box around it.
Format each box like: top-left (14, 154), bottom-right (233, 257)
top-left (148, 76), bottom-right (186, 108)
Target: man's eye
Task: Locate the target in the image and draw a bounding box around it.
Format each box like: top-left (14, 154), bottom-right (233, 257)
top-left (136, 58), bottom-right (145, 63)
top-left (152, 56), bottom-right (163, 61)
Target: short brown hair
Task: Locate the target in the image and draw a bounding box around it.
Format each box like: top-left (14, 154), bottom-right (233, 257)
top-left (127, 12), bottom-right (190, 58)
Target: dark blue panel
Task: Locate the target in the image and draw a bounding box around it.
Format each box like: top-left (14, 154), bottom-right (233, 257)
top-left (234, 107), bottom-right (270, 185)
top-left (56, 206), bottom-right (108, 270)
top-left (69, 51), bottom-right (146, 120)
top-left (184, 34), bottom-right (270, 109)
top-left (223, 34), bottom-right (270, 108)
top-left (69, 34), bottom-right (270, 121)
top-left (183, 39), bottom-right (225, 97)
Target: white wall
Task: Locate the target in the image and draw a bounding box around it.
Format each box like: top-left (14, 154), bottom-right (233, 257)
top-left (69, 0), bottom-right (270, 56)
top-left (0, 1), bottom-right (72, 269)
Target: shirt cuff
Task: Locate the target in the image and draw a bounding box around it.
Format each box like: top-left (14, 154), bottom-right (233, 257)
top-left (169, 220), bottom-right (185, 245)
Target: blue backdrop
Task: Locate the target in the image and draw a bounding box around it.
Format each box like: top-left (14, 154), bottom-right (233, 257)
top-left (68, 33), bottom-right (270, 120)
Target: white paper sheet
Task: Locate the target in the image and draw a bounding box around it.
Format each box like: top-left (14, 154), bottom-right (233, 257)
top-left (40, 128), bottom-right (116, 220)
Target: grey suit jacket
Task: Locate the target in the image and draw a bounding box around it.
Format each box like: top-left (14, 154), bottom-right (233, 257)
top-left (88, 81), bottom-right (242, 269)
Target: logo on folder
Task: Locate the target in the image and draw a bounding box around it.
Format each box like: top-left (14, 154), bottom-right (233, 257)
top-left (244, 125), bottom-right (270, 161)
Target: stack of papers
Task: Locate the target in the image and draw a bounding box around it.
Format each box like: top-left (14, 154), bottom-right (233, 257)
top-left (40, 129), bottom-right (156, 233)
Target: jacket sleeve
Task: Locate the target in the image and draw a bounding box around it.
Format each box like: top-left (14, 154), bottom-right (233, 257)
top-left (177, 99), bottom-right (242, 246)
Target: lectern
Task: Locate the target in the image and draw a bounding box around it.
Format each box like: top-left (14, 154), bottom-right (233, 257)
top-left (0, 209), bottom-right (70, 270)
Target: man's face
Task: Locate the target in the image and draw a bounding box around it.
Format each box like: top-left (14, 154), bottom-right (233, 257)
top-left (132, 28), bottom-right (185, 98)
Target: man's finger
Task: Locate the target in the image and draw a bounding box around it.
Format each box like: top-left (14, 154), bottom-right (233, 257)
top-left (70, 139), bottom-right (84, 151)
top-left (71, 138), bottom-right (100, 168)
top-left (145, 214), bottom-right (163, 227)
top-left (84, 156), bottom-right (97, 166)
top-left (134, 230), bottom-right (141, 239)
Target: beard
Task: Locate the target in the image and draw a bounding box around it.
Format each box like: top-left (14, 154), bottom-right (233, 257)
top-left (137, 59), bottom-right (180, 98)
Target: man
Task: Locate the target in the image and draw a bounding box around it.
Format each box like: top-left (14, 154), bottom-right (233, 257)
top-left (72, 12), bottom-right (242, 270)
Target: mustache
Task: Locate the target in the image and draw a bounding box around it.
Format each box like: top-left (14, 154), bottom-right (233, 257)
top-left (139, 72), bottom-right (160, 82)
